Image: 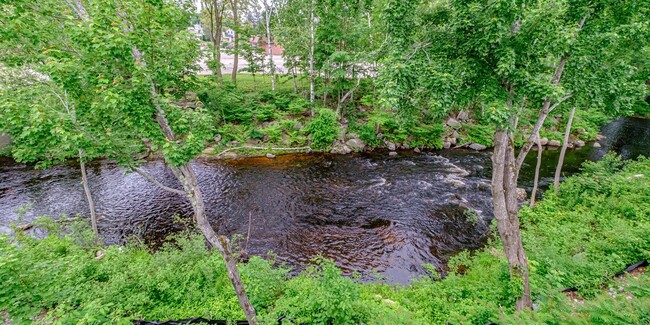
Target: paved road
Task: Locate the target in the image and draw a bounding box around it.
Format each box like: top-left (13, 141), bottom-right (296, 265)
top-left (198, 52), bottom-right (287, 75)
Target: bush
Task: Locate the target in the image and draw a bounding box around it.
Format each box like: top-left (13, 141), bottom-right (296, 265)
top-left (305, 108), bottom-right (339, 149)
top-left (254, 104), bottom-right (277, 122)
top-left (197, 84), bottom-right (253, 124)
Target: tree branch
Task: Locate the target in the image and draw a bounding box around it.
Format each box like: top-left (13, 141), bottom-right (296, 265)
top-left (133, 167), bottom-right (186, 195)
top-left (215, 146), bottom-right (311, 157)
top-left (549, 93), bottom-right (573, 113)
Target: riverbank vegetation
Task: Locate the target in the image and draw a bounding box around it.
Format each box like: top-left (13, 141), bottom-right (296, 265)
top-left (2, 155), bottom-right (649, 324)
top-left (0, 0), bottom-right (648, 322)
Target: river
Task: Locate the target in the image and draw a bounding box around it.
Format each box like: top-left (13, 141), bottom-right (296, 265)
top-left (0, 117), bottom-right (648, 283)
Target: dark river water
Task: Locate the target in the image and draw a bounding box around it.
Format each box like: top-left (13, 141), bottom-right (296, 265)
top-left (1, 117), bottom-right (648, 283)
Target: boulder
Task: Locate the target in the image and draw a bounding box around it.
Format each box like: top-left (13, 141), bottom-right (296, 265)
top-left (293, 122), bottom-right (304, 130)
top-left (566, 142), bottom-right (574, 149)
top-left (386, 141), bottom-right (397, 151)
top-left (443, 141), bottom-right (451, 149)
top-left (389, 151), bottom-right (398, 157)
top-left (446, 117), bottom-right (461, 128)
top-left (345, 133), bottom-right (360, 140)
top-left (547, 139), bottom-right (562, 147)
top-left (202, 147), bottom-right (215, 155)
top-left (345, 138), bottom-right (366, 151)
top-left (448, 137), bottom-right (457, 145)
top-left (593, 142), bottom-right (602, 148)
top-left (516, 188), bottom-right (527, 201)
top-left (457, 110), bottom-right (469, 121)
top-left (539, 137), bottom-right (549, 146)
top-left (214, 134), bottom-right (222, 143)
top-left (575, 140), bottom-right (585, 147)
top-left (413, 148), bottom-right (421, 153)
top-left (330, 143), bottom-right (352, 154)
top-left (222, 152), bottom-right (237, 159)
top-left (469, 143), bottom-right (487, 151)
top-left (338, 129), bottom-right (347, 140)
top-left (453, 130), bottom-right (460, 139)
top-left (265, 153), bottom-right (276, 159)
top-left (596, 134), bottom-right (606, 141)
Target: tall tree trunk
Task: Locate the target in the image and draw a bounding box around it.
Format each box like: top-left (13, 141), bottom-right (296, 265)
top-left (309, 0), bottom-right (315, 115)
top-left (79, 150), bottom-right (99, 243)
top-left (263, 3), bottom-right (275, 92)
top-left (554, 105), bottom-right (576, 193)
top-left (170, 164), bottom-right (257, 324)
top-left (230, 0), bottom-right (239, 84)
top-left (529, 136), bottom-right (543, 206)
top-left (291, 60), bottom-right (298, 94)
top-left (492, 130), bottom-right (532, 310)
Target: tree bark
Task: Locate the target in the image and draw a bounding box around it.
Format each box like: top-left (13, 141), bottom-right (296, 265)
top-left (554, 105), bottom-right (576, 193)
top-left (79, 150), bottom-right (99, 243)
top-left (263, 1), bottom-right (275, 92)
top-left (529, 136), bottom-right (543, 206)
top-left (291, 60), bottom-right (298, 94)
top-left (170, 164), bottom-right (257, 324)
top-left (309, 0), bottom-right (316, 115)
top-left (492, 130), bottom-right (532, 310)
top-left (230, 0), bottom-right (239, 84)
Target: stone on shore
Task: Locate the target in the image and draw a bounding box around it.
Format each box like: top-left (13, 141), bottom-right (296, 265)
top-left (469, 143), bottom-right (487, 151)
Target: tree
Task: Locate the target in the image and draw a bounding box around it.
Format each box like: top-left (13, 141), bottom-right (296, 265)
top-left (260, 0), bottom-right (276, 91)
top-left (202, 0), bottom-right (228, 79)
top-left (1, 0), bottom-right (258, 322)
top-left (380, 0), bottom-right (648, 310)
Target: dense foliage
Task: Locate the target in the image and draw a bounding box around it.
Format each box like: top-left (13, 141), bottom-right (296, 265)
top-left (2, 156), bottom-right (649, 324)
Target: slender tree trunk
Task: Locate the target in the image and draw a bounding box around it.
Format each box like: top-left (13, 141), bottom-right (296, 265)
top-left (230, 0), bottom-right (239, 84)
top-left (554, 105), bottom-right (576, 193)
top-left (530, 136), bottom-right (543, 206)
top-left (291, 60), bottom-right (298, 94)
top-left (78, 150), bottom-right (99, 243)
top-left (170, 164), bottom-right (257, 324)
top-left (492, 130), bottom-right (532, 310)
top-left (309, 0), bottom-right (315, 115)
top-left (263, 3), bottom-right (275, 92)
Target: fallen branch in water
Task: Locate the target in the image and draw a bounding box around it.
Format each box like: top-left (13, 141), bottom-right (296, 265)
top-left (215, 145), bottom-right (312, 157)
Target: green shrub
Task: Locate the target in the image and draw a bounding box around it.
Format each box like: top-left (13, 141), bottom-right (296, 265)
top-left (305, 108), bottom-right (339, 149)
top-left (197, 84), bottom-right (253, 123)
top-left (409, 123), bottom-right (444, 149)
top-left (254, 104), bottom-right (277, 122)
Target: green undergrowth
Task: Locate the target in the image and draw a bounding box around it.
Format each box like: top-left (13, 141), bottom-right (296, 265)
top-left (2, 155), bottom-right (649, 324)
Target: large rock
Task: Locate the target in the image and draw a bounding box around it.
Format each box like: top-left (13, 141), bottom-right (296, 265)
top-left (202, 147), bottom-right (215, 154)
top-left (293, 122), bottom-right (304, 130)
top-left (469, 143), bottom-right (487, 151)
top-left (389, 151), bottom-right (398, 157)
top-left (345, 138), bottom-right (365, 151)
top-left (457, 110), bottom-right (470, 121)
top-left (443, 141), bottom-right (451, 149)
top-left (265, 153), bottom-right (276, 159)
top-left (338, 129), bottom-right (347, 140)
top-left (446, 118), bottom-right (461, 128)
top-left (448, 137), bottom-right (457, 145)
top-left (517, 188), bottom-right (527, 201)
top-left (330, 143), bottom-right (352, 154)
top-left (214, 134), bottom-right (222, 143)
top-left (575, 140), bottom-right (585, 147)
top-left (345, 133), bottom-right (360, 140)
top-left (413, 148), bottom-right (421, 153)
top-left (539, 137), bottom-right (549, 146)
top-left (222, 152), bottom-right (237, 159)
top-left (593, 142), bottom-right (602, 148)
top-left (386, 141), bottom-right (397, 151)
top-left (596, 134), bottom-right (606, 141)
top-left (547, 139), bottom-right (562, 147)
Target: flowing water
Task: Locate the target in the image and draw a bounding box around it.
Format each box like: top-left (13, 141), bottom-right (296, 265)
top-left (0, 117), bottom-right (648, 283)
